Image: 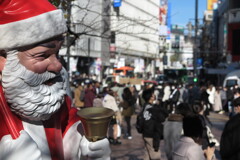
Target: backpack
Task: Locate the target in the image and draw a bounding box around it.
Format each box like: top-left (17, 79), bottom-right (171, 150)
top-left (136, 109), bottom-right (145, 134)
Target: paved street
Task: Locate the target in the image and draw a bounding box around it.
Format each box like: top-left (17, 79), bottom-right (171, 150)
top-left (110, 112), bottom-right (229, 160)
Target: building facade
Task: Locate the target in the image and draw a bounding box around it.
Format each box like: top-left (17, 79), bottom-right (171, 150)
top-left (110, 0), bottom-right (160, 77)
top-left (59, 0), bottom-right (161, 80)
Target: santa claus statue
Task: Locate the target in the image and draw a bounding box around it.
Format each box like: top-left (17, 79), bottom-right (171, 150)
top-left (0, 0), bottom-right (111, 159)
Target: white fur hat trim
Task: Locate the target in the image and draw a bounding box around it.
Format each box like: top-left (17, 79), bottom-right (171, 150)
top-left (0, 10), bottom-right (67, 50)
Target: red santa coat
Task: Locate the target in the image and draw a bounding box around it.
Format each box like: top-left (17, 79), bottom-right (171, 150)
top-left (0, 84), bottom-right (80, 160)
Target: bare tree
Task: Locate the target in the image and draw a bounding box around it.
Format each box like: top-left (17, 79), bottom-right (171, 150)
top-left (49, 0), bottom-right (160, 74)
top-left (49, 0), bottom-right (159, 47)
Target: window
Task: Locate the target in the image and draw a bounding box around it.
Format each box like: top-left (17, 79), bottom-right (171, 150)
top-left (226, 79), bottom-right (237, 87)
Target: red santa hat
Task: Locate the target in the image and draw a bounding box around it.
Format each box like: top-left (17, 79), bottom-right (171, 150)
top-left (0, 0), bottom-right (67, 50)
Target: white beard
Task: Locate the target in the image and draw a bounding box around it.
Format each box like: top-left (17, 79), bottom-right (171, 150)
top-left (2, 50), bottom-right (67, 121)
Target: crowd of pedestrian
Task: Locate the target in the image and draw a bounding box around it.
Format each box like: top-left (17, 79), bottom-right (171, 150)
top-left (69, 75), bottom-right (240, 160)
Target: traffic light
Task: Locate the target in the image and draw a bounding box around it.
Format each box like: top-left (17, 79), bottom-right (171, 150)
top-left (193, 77), bottom-right (198, 82)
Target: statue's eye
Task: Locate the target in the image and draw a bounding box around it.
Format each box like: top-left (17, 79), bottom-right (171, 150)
top-left (33, 53), bottom-right (49, 60)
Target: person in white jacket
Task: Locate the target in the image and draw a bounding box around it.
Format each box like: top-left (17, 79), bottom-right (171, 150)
top-left (172, 115), bottom-right (215, 160)
top-left (162, 83), bottom-right (171, 112)
top-left (0, 0), bottom-right (111, 159)
top-left (207, 84), bottom-right (216, 111)
top-left (102, 87), bottom-right (122, 145)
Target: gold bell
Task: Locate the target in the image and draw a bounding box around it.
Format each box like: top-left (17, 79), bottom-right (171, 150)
top-left (77, 107), bottom-right (114, 142)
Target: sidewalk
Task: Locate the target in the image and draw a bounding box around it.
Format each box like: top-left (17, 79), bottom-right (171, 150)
top-left (110, 112), bottom-right (229, 160)
top-left (110, 114), bottom-right (167, 160)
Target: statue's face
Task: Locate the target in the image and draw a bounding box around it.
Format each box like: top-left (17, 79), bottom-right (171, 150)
top-left (2, 40), bottom-right (67, 121)
top-left (18, 40), bottom-right (63, 74)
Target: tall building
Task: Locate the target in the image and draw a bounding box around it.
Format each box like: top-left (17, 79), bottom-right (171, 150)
top-left (110, 0), bottom-right (160, 77)
top-left (202, 0), bottom-right (240, 64)
top-left (227, 0), bottom-right (240, 61)
top-left (60, 0), bottom-right (111, 80)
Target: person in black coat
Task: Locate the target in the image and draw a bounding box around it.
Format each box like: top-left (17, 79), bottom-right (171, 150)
top-left (192, 101), bottom-right (211, 150)
top-left (200, 85), bottom-right (210, 116)
top-left (141, 88), bottom-right (168, 160)
top-left (220, 97), bottom-right (240, 160)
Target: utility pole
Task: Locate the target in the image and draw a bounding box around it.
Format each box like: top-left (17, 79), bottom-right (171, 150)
top-left (66, 1), bottom-right (72, 73)
top-left (88, 37), bottom-right (91, 75)
top-left (194, 0), bottom-right (198, 81)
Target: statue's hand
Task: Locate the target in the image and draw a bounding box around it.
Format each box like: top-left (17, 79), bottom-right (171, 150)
top-left (0, 130), bottom-right (42, 160)
top-left (80, 136), bottom-right (111, 160)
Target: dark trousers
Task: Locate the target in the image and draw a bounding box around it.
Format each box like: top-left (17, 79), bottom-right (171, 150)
top-left (124, 116), bottom-right (132, 136)
top-left (169, 101), bottom-right (177, 113)
top-left (222, 99), bottom-right (228, 111)
top-left (162, 101), bottom-right (169, 112)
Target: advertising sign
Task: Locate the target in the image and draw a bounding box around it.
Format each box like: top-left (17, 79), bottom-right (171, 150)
top-left (166, 2), bottom-right (171, 39)
top-left (159, 0), bottom-right (168, 25)
top-left (197, 58), bottom-right (203, 67)
top-left (113, 0), bottom-right (122, 7)
top-left (134, 58), bottom-right (144, 73)
top-left (207, 0), bottom-right (218, 10)
top-left (171, 24), bottom-right (184, 34)
top-left (159, 0), bottom-right (168, 36)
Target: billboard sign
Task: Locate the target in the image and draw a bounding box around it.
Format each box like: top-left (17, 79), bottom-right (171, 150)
top-left (166, 2), bottom-right (171, 39)
top-left (197, 58), bottom-right (203, 67)
top-left (171, 24), bottom-right (184, 34)
top-left (113, 0), bottom-right (122, 7)
top-left (207, 0), bottom-right (218, 10)
top-left (159, 0), bottom-right (168, 25)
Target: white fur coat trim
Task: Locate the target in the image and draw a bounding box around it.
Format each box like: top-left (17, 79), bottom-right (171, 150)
top-left (22, 120), bottom-right (51, 160)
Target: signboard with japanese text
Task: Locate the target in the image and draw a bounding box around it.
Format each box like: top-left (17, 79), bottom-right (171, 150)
top-left (166, 2), bottom-right (171, 39)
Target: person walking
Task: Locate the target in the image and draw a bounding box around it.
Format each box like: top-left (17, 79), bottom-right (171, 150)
top-left (200, 85), bottom-right (210, 116)
top-left (162, 82), bottom-right (171, 112)
top-left (192, 101), bottom-right (219, 151)
top-left (169, 84), bottom-right (180, 113)
top-left (178, 84), bottom-right (188, 104)
top-left (164, 103), bottom-right (193, 160)
top-left (74, 83), bottom-right (85, 108)
top-left (172, 115), bottom-right (215, 160)
top-left (84, 83), bottom-right (96, 107)
top-left (102, 87), bottom-right (122, 145)
top-left (188, 84), bottom-right (201, 106)
top-left (141, 88), bottom-right (168, 160)
top-left (213, 87), bottom-right (223, 113)
top-left (93, 93), bottom-right (104, 107)
top-left (226, 86), bottom-right (234, 116)
top-left (220, 86), bottom-right (227, 112)
top-left (119, 87), bottom-right (136, 139)
top-left (220, 97), bottom-right (240, 160)
top-left (207, 84), bottom-right (216, 111)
